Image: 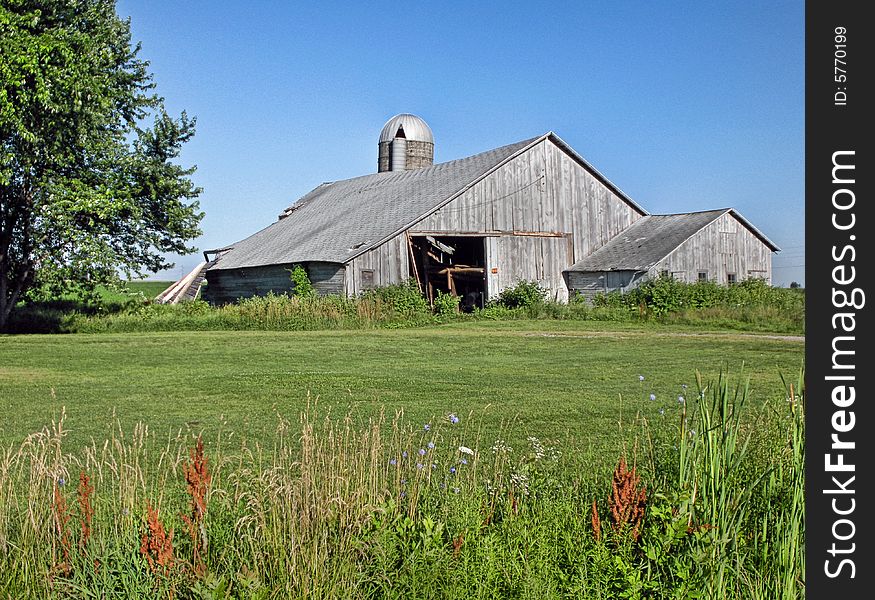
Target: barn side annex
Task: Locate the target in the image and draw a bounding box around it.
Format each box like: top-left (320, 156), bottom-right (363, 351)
top-left (194, 114), bottom-right (778, 307)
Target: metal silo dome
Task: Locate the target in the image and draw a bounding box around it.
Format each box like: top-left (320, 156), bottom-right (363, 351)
top-left (379, 113), bottom-right (434, 145)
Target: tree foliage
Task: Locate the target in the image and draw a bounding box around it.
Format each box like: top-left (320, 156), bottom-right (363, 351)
top-left (0, 0), bottom-right (203, 329)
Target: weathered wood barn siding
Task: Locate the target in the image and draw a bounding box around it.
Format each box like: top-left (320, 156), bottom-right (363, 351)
top-left (402, 138), bottom-right (643, 301)
top-left (205, 262), bottom-right (344, 304)
top-left (345, 235), bottom-right (410, 294)
top-left (650, 213), bottom-right (772, 284)
top-left (485, 235), bottom-right (572, 301)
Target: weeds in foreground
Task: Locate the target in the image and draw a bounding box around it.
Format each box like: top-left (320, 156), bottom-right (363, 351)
top-left (0, 373), bottom-right (804, 598)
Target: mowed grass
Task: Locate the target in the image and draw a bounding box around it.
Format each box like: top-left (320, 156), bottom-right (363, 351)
top-left (99, 279), bottom-right (173, 302)
top-left (0, 320), bottom-right (804, 456)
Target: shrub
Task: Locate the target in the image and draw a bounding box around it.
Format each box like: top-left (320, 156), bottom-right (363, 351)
top-left (359, 279), bottom-right (429, 315)
top-left (433, 291), bottom-right (460, 315)
top-left (492, 280), bottom-right (547, 309)
top-left (288, 265), bottom-right (315, 298)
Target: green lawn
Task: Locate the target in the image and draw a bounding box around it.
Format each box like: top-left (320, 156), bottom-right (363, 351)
top-left (0, 320), bottom-right (803, 454)
top-left (98, 279), bottom-right (174, 302)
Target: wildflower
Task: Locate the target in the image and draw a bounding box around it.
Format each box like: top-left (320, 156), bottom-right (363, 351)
top-left (659, 408), bottom-right (665, 416)
top-left (459, 446), bottom-right (474, 456)
top-left (427, 441), bottom-right (435, 449)
top-left (400, 491), bottom-right (406, 498)
top-left (450, 467), bottom-right (457, 474)
top-left (510, 472), bottom-right (530, 495)
top-left (449, 413), bottom-right (460, 424)
top-left (649, 393), bottom-right (656, 401)
top-left (453, 487), bottom-right (460, 494)
top-left (389, 458), bottom-right (397, 466)
top-left (678, 395), bottom-right (685, 404)
top-left (417, 463), bottom-right (424, 470)
top-left (689, 429), bottom-right (696, 437)
top-left (423, 423), bottom-right (431, 431)
top-left (58, 477), bottom-right (66, 487)
top-left (402, 451), bottom-right (408, 458)
top-left (418, 448), bottom-right (426, 456)
top-left (401, 478), bottom-right (407, 485)
top-left (527, 436), bottom-right (546, 460)
top-left (431, 463), bottom-right (437, 469)
top-left (491, 440), bottom-right (512, 454)
top-left (638, 375), bottom-right (645, 381)
top-left (460, 458), bottom-right (468, 465)
top-left (682, 384), bottom-right (688, 390)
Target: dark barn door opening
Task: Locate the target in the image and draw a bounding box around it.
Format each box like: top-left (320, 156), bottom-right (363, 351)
top-left (409, 236), bottom-right (486, 311)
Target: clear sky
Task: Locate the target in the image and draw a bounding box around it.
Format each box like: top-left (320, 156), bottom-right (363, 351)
top-left (116, 0), bottom-right (805, 287)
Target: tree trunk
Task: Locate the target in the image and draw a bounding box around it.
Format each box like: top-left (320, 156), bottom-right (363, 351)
top-left (0, 262), bottom-right (27, 333)
top-left (0, 276), bottom-right (12, 332)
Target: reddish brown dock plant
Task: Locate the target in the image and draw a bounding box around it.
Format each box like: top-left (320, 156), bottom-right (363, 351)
top-left (77, 471), bottom-right (94, 550)
top-left (609, 456), bottom-right (647, 541)
top-left (182, 436), bottom-right (211, 576)
top-left (140, 504), bottom-right (175, 574)
top-left (591, 455), bottom-right (647, 543)
top-left (52, 479), bottom-right (73, 576)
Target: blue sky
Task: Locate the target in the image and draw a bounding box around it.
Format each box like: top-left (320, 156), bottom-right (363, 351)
top-left (117, 1), bottom-right (805, 287)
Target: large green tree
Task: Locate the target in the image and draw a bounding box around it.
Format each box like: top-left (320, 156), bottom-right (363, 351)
top-left (0, 0), bottom-right (203, 330)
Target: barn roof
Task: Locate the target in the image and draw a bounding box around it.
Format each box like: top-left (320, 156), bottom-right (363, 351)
top-left (208, 137), bottom-right (542, 270)
top-left (566, 208), bottom-right (780, 273)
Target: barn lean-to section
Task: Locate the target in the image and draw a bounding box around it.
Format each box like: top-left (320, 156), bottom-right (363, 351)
top-left (189, 113), bottom-right (778, 308)
top-left (565, 209), bottom-right (779, 301)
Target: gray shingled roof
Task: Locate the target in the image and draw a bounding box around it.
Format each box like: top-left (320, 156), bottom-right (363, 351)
top-left (208, 137), bottom-right (540, 270)
top-left (566, 209), bottom-right (778, 272)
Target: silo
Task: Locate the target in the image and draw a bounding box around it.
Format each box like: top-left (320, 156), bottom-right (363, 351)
top-left (391, 136), bottom-right (407, 171)
top-left (377, 113), bottom-right (434, 173)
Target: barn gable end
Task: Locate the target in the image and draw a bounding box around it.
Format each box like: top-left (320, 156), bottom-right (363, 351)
top-left (650, 211), bottom-right (775, 284)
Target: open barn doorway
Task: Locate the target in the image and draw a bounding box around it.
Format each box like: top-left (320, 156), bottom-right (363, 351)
top-left (408, 236), bottom-right (486, 311)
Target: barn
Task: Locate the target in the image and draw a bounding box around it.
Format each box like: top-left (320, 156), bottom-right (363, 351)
top-left (179, 114), bottom-right (777, 307)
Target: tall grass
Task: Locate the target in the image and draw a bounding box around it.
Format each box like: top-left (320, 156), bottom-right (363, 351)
top-left (1, 375), bottom-right (804, 598)
top-left (6, 277), bottom-right (803, 334)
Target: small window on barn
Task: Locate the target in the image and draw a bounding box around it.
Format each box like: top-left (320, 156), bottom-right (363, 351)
top-left (727, 273), bottom-right (737, 285)
top-left (361, 269), bottom-right (375, 290)
top-left (697, 271), bottom-right (708, 282)
top-left (661, 270), bottom-right (671, 279)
